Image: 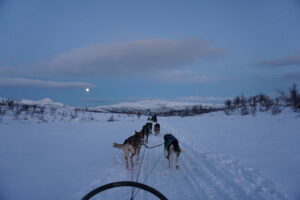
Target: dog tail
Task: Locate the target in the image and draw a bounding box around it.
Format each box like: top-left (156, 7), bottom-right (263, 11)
top-left (113, 143), bottom-right (124, 149)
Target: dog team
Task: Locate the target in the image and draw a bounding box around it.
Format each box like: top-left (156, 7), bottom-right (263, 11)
top-left (113, 115), bottom-right (181, 170)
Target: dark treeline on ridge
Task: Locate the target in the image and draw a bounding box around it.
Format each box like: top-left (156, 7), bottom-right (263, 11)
top-left (224, 84), bottom-right (300, 115)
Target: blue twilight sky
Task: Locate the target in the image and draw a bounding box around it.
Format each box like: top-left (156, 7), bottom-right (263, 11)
top-left (0, 0), bottom-right (300, 106)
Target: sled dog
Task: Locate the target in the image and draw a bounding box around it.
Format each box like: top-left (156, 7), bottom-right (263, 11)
top-left (154, 123), bottom-right (160, 135)
top-left (164, 134), bottom-right (181, 169)
top-left (145, 122), bottom-right (153, 134)
top-left (141, 125), bottom-right (149, 144)
top-left (113, 131), bottom-right (143, 169)
top-left (150, 114), bottom-right (157, 122)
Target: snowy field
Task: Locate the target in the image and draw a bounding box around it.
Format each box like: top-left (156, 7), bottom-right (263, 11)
top-left (0, 111), bottom-right (300, 200)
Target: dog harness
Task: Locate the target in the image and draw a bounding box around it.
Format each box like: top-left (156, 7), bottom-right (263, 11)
top-left (164, 134), bottom-right (177, 149)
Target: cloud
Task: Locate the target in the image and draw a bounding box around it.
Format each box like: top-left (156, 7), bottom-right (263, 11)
top-left (82, 98), bottom-right (117, 104)
top-left (0, 77), bottom-right (95, 89)
top-left (40, 38), bottom-right (225, 77)
top-left (125, 96), bottom-right (226, 103)
top-left (0, 67), bottom-right (25, 76)
top-left (175, 96), bottom-right (227, 102)
top-left (156, 70), bottom-right (221, 84)
top-left (257, 54), bottom-right (300, 68)
top-left (283, 71), bottom-right (300, 80)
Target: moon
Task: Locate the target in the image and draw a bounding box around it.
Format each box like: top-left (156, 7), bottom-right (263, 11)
top-left (85, 88), bottom-right (90, 92)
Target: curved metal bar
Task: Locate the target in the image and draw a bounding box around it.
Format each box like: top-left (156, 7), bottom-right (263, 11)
top-left (81, 181), bottom-right (168, 200)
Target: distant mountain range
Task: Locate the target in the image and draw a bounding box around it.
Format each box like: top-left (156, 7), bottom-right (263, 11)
top-left (18, 98), bottom-right (66, 108)
top-left (93, 100), bottom-right (222, 114)
top-left (1, 97), bottom-right (223, 116)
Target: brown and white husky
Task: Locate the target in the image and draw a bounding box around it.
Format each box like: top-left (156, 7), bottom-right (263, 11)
top-left (113, 131), bottom-right (143, 169)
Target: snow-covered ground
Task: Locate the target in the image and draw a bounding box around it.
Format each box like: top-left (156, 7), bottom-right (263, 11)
top-left (0, 110), bottom-right (299, 199)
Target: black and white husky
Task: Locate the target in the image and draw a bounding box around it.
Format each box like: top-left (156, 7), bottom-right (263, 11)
top-left (164, 134), bottom-right (181, 169)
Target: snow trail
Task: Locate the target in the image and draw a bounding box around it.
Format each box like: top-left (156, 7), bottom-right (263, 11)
top-left (77, 121), bottom-right (287, 200)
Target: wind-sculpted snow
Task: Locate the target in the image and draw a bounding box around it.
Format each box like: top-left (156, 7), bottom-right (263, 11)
top-left (77, 124), bottom-right (287, 200)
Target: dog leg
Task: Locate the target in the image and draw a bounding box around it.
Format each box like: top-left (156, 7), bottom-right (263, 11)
top-left (164, 148), bottom-right (169, 159)
top-left (130, 152), bottom-right (136, 168)
top-left (176, 152), bottom-right (180, 169)
top-left (146, 133), bottom-right (148, 144)
top-left (169, 146), bottom-right (174, 168)
top-left (170, 151), bottom-right (174, 168)
top-left (169, 153), bottom-right (172, 168)
top-left (136, 146), bottom-right (141, 162)
top-left (164, 148), bottom-right (171, 168)
top-left (125, 151), bottom-right (129, 170)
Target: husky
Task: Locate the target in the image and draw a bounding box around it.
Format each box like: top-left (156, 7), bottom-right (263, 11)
top-left (150, 114), bottom-right (157, 122)
top-left (113, 131), bottom-right (143, 169)
top-left (141, 125), bottom-right (149, 144)
top-left (164, 134), bottom-right (181, 169)
top-left (154, 123), bottom-right (160, 135)
top-left (145, 122), bottom-right (153, 134)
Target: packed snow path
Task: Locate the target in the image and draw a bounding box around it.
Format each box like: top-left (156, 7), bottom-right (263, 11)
top-left (77, 123), bottom-right (287, 200)
top-left (2, 111), bottom-right (297, 200)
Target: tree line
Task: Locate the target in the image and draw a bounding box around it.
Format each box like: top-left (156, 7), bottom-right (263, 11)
top-left (224, 84), bottom-right (300, 115)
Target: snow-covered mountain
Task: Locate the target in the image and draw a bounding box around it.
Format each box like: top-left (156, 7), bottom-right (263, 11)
top-left (0, 98), bottom-right (94, 123)
top-left (0, 97), bottom-right (223, 123)
top-left (18, 98), bottom-right (66, 108)
top-left (93, 99), bottom-right (223, 114)
top-left (0, 97), bottom-right (67, 108)
top-left (2, 97), bottom-right (222, 113)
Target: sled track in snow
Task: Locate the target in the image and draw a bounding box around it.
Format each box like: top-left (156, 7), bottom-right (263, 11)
top-left (76, 122), bottom-right (288, 200)
top-left (162, 123), bottom-right (288, 200)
